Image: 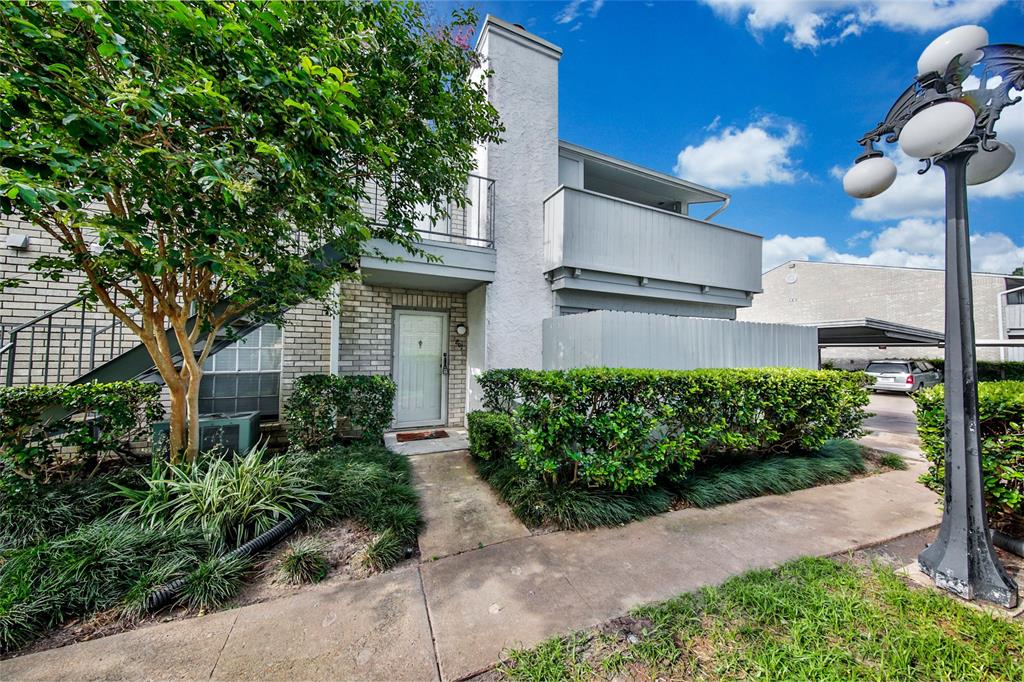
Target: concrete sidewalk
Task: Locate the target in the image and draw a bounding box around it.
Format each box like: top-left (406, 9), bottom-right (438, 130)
top-left (1, 463), bottom-right (939, 682)
top-left (860, 393), bottom-right (925, 460)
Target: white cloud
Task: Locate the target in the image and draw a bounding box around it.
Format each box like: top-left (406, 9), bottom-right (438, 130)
top-left (763, 218), bottom-right (1024, 273)
top-left (556, 0), bottom-right (605, 25)
top-left (702, 1), bottom-right (1006, 50)
top-left (675, 117), bottom-right (802, 188)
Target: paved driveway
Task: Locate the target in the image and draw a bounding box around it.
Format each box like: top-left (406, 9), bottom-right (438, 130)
top-left (860, 392), bottom-right (923, 460)
top-left (864, 392), bottom-right (918, 436)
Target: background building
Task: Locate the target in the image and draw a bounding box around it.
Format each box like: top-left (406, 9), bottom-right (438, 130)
top-left (738, 260), bottom-right (1024, 367)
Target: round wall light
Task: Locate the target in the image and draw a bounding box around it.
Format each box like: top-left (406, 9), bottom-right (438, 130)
top-left (455, 323), bottom-right (467, 336)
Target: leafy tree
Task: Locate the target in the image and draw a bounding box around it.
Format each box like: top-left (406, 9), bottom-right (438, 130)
top-left (0, 1), bottom-right (501, 462)
top-left (1013, 266), bottom-right (1023, 276)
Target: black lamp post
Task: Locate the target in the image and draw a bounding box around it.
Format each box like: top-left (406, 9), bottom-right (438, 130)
top-left (842, 26), bottom-right (1023, 608)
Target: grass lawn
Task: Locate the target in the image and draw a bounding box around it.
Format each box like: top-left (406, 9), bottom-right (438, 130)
top-left (498, 557), bottom-right (1024, 681)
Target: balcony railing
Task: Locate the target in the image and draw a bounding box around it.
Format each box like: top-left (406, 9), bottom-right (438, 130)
top-left (360, 174), bottom-right (495, 249)
top-left (543, 186), bottom-right (762, 294)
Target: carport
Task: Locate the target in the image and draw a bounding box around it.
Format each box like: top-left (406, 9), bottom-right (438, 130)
top-left (812, 318), bottom-right (944, 349)
top-left (811, 317), bottom-right (1024, 351)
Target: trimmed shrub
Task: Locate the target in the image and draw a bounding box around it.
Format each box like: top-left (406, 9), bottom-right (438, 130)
top-left (915, 381), bottom-right (1024, 520)
top-left (284, 374), bottom-right (396, 448)
top-left (0, 381), bottom-right (163, 481)
top-left (467, 410), bottom-right (514, 460)
top-left (477, 368), bottom-right (871, 492)
top-left (924, 358), bottom-right (1024, 382)
top-left (476, 456), bottom-right (674, 530)
top-left (116, 445), bottom-right (322, 553)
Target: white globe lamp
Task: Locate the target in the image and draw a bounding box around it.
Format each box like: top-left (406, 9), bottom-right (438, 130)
top-left (917, 25), bottom-right (988, 78)
top-left (898, 101), bottom-right (977, 158)
top-left (966, 141), bottom-right (1016, 185)
top-left (842, 156), bottom-right (897, 198)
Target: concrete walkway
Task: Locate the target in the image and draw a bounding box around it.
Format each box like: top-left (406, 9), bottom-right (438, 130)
top-left (411, 451), bottom-right (531, 560)
top-left (860, 393), bottom-right (925, 460)
top-left (1, 463), bottom-right (940, 682)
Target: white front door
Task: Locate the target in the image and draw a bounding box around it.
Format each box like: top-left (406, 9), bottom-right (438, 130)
top-left (393, 310), bottom-right (447, 427)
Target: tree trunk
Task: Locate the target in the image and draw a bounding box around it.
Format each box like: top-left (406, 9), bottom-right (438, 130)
top-left (167, 381), bottom-right (187, 463)
top-left (184, 365), bottom-right (203, 463)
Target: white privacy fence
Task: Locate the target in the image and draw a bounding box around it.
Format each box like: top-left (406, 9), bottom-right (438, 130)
top-left (542, 311), bottom-right (818, 371)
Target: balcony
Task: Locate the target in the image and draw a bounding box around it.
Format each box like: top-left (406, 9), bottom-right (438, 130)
top-left (543, 186), bottom-right (762, 313)
top-left (359, 174), bottom-right (497, 292)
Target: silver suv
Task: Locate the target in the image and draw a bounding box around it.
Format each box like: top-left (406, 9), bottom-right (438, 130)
top-left (865, 360), bottom-right (943, 393)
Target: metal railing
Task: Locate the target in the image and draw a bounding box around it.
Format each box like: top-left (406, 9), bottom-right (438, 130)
top-left (360, 174), bottom-right (496, 248)
top-left (1, 286), bottom-right (139, 385)
top-left (1, 288), bottom-right (140, 387)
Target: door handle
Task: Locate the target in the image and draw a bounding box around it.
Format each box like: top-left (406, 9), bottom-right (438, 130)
top-left (442, 352), bottom-right (449, 375)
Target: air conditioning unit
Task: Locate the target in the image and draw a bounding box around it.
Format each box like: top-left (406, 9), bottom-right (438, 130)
top-left (152, 411), bottom-right (262, 456)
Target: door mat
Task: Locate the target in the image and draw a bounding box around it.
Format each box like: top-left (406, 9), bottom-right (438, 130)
top-left (396, 430), bottom-right (449, 442)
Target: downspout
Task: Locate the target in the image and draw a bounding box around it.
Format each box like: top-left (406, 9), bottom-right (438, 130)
top-left (704, 196), bottom-right (731, 223)
top-left (996, 284), bottom-right (1024, 363)
top-left (329, 282), bottom-right (341, 375)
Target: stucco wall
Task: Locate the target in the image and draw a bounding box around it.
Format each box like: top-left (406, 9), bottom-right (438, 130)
top-left (477, 18), bottom-right (560, 371)
top-left (738, 260), bottom-right (1017, 365)
top-left (465, 284), bottom-right (487, 414)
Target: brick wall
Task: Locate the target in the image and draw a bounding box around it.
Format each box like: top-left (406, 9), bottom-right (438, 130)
top-left (5, 212), bottom-right (470, 428)
top-left (1, 218), bottom-right (89, 327)
top-left (337, 282), bottom-right (468, 427)
top-left (280, 281), bottom-right (469, 428)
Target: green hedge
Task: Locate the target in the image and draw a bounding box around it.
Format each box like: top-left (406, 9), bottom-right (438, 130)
top-left (475, 368), bottom-right (871, 492)
top-left (284, 374), bottom-right (396, 449)
top-left (0, 382), bottom-right (163, 482)
top-left (915, 381), bottom-right (1024, 520)
top-left (920, 359), bottom-right (1024, 382)
top-left (467, 411), bottom-right (514, 460)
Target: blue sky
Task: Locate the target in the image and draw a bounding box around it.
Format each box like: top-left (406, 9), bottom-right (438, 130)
top-left (430, 0), bottom-right (1024, 273)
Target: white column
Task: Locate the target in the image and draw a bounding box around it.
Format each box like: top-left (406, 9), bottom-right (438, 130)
top-left (476, 17), bottom-right (562, 370)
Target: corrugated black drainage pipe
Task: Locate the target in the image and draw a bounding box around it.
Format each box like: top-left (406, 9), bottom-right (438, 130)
top-left (991, 529), bottom-right (1024, 558)
top-left (145, 505), bottom-right (316, 612)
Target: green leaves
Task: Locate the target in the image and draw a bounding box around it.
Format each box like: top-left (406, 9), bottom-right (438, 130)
top-left (914, 381), bottom-right (1024, 521)
top-left (475, 368), bottom-right (872, 494)
top-left (0, 0), bottom-right (500, 369)
top-left (0, 382), bottom-right (163, 482)
top-left (284, 374), bottom-right (397, 449)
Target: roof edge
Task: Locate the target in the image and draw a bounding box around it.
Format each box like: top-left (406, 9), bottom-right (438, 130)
top-left (558, 140), bottom-right (729, 202)
top-left (478, 15), bottom-right (563, 58)
top-left (765, 259), bottom-right (1024, 280)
